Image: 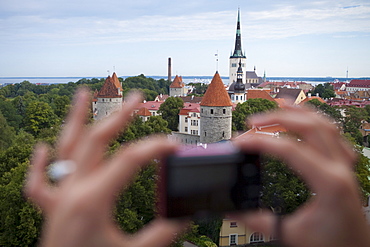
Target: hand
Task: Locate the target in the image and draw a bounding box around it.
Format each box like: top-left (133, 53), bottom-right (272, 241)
top-left (25, 89), bottom-right (183, 247)
top-left (235, 106), bottom-right (370, 247)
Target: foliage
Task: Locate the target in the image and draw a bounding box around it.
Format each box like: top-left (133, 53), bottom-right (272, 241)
top-left (342, 106), bottom-right (367, 145)
top-left (194, 216), bottom-right (223, 244)
top-left (310, 83), bottom-right (335, 99)
top-left (23, 101), bottom-right (59, 136)
top-left (158, 97), bottom-right (184, 131)
top-left (304, 99), bottom-right (343, 124)
top-left (355, 150), bottom-right (370, 198)
top-left (232, 98), bottom-right (278, 131)
top-left (115, 162), bottom-right (157, 233)
top-left (0, 111), bottom-right (15, 152)
top-left (171, 223), bottom-right (217, 247)
top-left (261, 156), bottom-right (310, 214)
top-left (188, 83), bottom-right (208, 95)
top-left (0, 161), bottom-right (42, 246)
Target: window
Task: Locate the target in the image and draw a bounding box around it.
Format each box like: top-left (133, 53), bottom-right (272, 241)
top-left (185, 117), bottom-right (188, 123)
top-left (230, 222), bottom-right (237, 228)
top-left (185, 127), bottom-right (188, 132)
top-left (223, 109), bottom-right (226, 114)
top-left (204, 132), bottom-right (206, 137)
top-left (250, 232), bottom-right (264, 243)
top-left (102, 99), bottom-right (104, 102)
top-left (232, 63), bottom-right (237, 67)
top-left (193, 113), bottom-right (197, 117)
top-left (230, 234), bottom-right (237, 246)
top-left (236, 96), bottom-right (238, 100)
top-left (210, 109), bottom-right (214, 114)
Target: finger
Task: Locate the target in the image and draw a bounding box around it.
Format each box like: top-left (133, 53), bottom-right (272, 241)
top-left (239, 210), bottom-right (276, 238)
top-left (75, 91), bottom-right (142, 175)
top-left (131, 219), bottom-right (186, 247)
top-left (248, 107), bottom-right (355, 165)
top-left (234, 135), bottom-right (336, 194)
top-left (58, 88), bottom-right (90, 159)
top-left (25, 144), bottom-right (54, 211)
top-left (98, 136), bottom-right (178, 199)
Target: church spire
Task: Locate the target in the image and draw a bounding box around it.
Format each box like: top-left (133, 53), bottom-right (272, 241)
top-left (230, 8), bottom-right (246, 58)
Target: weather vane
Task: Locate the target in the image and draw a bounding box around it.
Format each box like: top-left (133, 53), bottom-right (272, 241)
top-left (215, 50), bottom-right (219, 72)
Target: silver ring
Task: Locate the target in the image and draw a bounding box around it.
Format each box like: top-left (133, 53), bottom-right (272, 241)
top-left (48, 160), bottom-right (76, 181)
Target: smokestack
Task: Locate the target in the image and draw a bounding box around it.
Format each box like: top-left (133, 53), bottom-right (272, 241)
top-left (168, 57), bottom-right (172, 82)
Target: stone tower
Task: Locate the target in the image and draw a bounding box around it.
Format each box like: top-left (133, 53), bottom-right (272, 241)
top-left (200, 72), bottom-right (232, 144)
top-left (229, 9), bottom-right (246, 85)
top-left (92, 72), bottom-right (123, 121)
top-left (169, 75), bottom-right (186, 97)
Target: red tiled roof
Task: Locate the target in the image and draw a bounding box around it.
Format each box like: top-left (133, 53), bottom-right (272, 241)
top-left (300, 96), bottom-right (326, 104)
top-left (136, 101), bottom-right (163, 111)
top-left (348, 79), bottom-right (370, 88)
top-left (200, 72), bottom-right (232, 107)
top-left (137, 107), bottom-right (151, 116)
top-left (97, 75), bottom-right (122, 98)
top-left (236, 124), bottom-right (287, 139)
top-left (247, 89), bottom-right (274, 101)
top-left (170, 75), bottom-right (184, 88)
top-left (111, 72), bottom-right (123, 91)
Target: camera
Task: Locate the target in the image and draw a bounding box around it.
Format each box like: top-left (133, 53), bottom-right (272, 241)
top-left (157, 142), bottom-right (261, 219)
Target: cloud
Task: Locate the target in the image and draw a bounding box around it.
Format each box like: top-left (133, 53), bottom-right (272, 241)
top-left (1, 1), bottom-right (369, 47)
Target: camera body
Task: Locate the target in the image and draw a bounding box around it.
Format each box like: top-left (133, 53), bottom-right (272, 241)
top-left (157, 142), bottom-right (261, 219)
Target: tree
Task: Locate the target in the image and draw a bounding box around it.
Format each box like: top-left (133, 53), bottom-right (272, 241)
top-left (342, 106), bottom-right (367, 145)
top-left (0, 111), bottom-right (15, 152)
top-left (158, 97), bottom-right (184, 131)
top-left (0, 161), bottom-right (42, 246)
top-left (311, 83), bottom-right (335, 99)
top-left (232, 98), bottom-right (278, 131)
top-left (145, 116), bottom-right (171, 134)
top-left (305, 99), bottom-right (343, 124)
top-left (52, 95), bottom-right (71, 118)
top-left (0, 97), bottom-right (22, 131)
top-left (23, 101), bottom-right (59, 136)
top-left (261, 156), bottom-right (310, 214)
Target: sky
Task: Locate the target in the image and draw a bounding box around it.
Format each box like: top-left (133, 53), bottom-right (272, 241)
top-left (1, 0), bottom-right (370, 78)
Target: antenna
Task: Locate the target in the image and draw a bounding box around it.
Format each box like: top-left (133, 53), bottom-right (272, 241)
top-left (107, 70), bottom-right (110, 76)
top-left (346, 66), bottom-right (349, 79)
top-left (215, 50), bottom-right (219, 72)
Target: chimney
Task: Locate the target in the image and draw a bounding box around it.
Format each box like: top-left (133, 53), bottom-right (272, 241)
top-left (168, 57), bottom-right (172, 82)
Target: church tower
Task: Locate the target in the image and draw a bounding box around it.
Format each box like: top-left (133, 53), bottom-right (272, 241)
top-left (229, 9), bottom-right (246, 85)
top-left (200, 72), bottom-right (232, 143)
top-left (233, 60), bottom-right (246, 104)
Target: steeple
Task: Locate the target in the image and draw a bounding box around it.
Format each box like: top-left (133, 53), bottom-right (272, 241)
top-left (230, 9), bottom-right (246, 59)
top-left (234, 60), bottom-right (245, 93)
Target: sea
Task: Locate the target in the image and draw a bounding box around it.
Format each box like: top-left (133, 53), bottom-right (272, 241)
top-left (0, 76), bottom-right (369, 86)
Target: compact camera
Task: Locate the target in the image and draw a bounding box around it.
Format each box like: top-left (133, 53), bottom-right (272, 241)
top-left (157, 142), bottom-right (261, 218)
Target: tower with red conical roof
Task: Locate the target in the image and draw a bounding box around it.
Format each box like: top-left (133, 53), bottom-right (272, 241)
top-left (200, 71), bottom-right (232, 143)
top-left (93, 72), bottom-right (123, 121)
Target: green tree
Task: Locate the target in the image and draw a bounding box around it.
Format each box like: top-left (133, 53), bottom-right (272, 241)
top-left (261, 156), bottom-right (310, 214)
top-left (52, 95), bottom-right (71, 118)
top-left (343, 106), bottom-right (367, 145)
top-left (311, 83), bottom-right (335, 99)
top-left (305, 99), bottom-right (343, 123)
top-left (23, 101), bottom-right (59, 136)
top-left (144, 116), bottom-right (171, 134)
top-left (158, 97), bottom-right (184, 131)
top-left (232, 98), bottom-right (278, 131)
top-left (0, 161), bottom-right (42, 246)
top-left (0, 97), bottom-right (22, 131)
top-left (0, 111), bottom-right (15, 151)
top-left (115, 162), bottom-right (158, 233)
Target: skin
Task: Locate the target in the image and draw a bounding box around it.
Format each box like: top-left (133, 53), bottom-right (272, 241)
top-left (25, 89), bottom-right (183, 247)
top-left (25, 90), bottom-right (370, 247)
top-left (234, 106), bottom-right (370, 247)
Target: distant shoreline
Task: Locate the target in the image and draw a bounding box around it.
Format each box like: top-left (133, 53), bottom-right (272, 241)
top-left (0, 76), bottom-right (369, 85)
